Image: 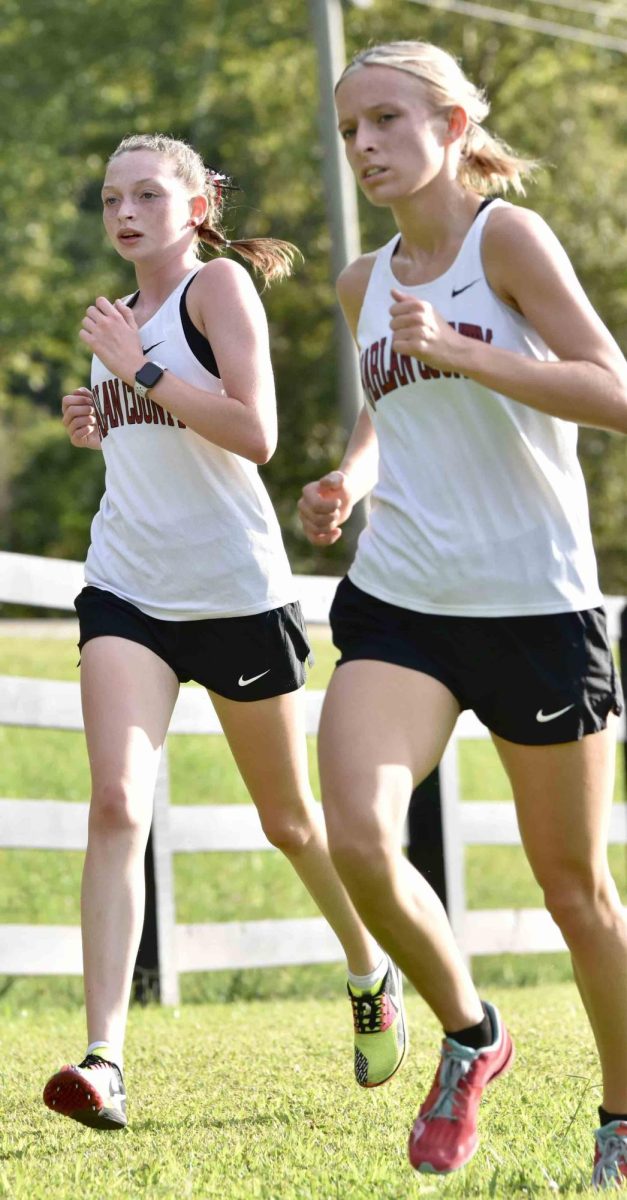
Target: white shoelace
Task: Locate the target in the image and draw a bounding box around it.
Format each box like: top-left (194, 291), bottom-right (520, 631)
top-left (593, 1131), bottom-right (627, 1188)
top-left (424, 1047), bottom-right (476, 1122)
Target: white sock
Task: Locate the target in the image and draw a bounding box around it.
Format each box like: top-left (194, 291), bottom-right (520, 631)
top-left (86, 1040), bottom-right (123, 1072)
top-left (347, 955), bottom-right (389, 994)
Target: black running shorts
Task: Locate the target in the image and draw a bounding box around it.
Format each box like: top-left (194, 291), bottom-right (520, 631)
top-left (74, 586), bottom-right (312, 702)
top-left (329, 576), bottom-right (623, 745)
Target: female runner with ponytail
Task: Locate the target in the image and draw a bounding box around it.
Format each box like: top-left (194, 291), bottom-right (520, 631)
top-left (43, 134), bottom-right (406, 1131)
top-left (298, 42), bottom-right (627, 1186)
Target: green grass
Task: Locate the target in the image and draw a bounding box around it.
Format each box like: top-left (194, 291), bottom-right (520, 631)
top-left (0, 632), bottom-right (623, 1196)
top-left (0, 986), bottom-right (610, 1198)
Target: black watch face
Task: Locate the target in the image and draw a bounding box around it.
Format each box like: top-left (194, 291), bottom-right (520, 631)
top-left (137, 362), bottom-right (163, 388)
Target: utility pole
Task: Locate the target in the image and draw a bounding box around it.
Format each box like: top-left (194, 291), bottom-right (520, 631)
top-left (309, 0), bottom-right (366, 547)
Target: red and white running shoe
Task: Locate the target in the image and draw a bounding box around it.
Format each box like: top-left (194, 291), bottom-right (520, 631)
top-left (593, 1121), bottom-right (627, 1189)
top-left (408, 1001), bottom-right (514, 1174)
top-left (43, 1053), bottom-right (127, 1130)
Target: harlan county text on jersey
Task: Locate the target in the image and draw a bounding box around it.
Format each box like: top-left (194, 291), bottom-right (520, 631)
top-left (361, 321), bottom-right (493, 408)
top-left (91, 378), bottom-right (186, 439)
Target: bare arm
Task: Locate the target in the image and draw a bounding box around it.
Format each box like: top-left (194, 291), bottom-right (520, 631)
top-left (79, 259), bottom-right (279, 464)
top-left (390, 207), bottom-right (627, 434)
top-left (298, 256), bottom-right (379, 545)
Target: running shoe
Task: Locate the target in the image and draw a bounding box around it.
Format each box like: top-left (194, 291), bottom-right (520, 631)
top-left (43, 1053), bottom-right (127, 1130)
top-left (350, 960), bottom-right (408, 1087)
top-left (408, 1000), bottom-right (514, 1174)
top-left (593, 1120), bottom-right (627, 1189)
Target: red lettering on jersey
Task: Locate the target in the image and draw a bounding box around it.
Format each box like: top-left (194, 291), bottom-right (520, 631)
top-left (101, 383), bottom-right (114, 431)
top-left (388, 350), bottom-right (417, 389)
top-left (102, 378), bottom-right (123, 428)
top-left (378, 339), bottom-right (397, 396)
top-left (458, 322), bottom-right (493, 344)
top-left (93, 378), bottom-right (185, 431)
top-left (91, 385), bottom-right (108, 439)
top-left (360, 348), bottom-right (373, 398)
top-left (123, 382), bottom-right (137, 424)
top-left (369, 342), bottom-right (385, 402)
top-left (417, 361), bottom-right (441, 380)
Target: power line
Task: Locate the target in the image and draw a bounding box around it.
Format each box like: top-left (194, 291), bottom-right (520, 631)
top-left (525, 0), bottom-right (627, 20)
top-left (405, 0), bottom-right (627, 50)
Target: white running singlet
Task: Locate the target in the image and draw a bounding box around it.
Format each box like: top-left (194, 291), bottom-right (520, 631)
top-left (350, 200), bottom-right (603, 616)
top-left (84, 267), bottom-right (296, 620)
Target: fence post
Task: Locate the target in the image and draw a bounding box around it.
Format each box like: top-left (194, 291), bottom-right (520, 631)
top-left (132, 828), bottom-right (160, 1004)
top-left (133, 743), bottom-right (180, 1005)
top-left (407, 768), bottom-right (448, 910)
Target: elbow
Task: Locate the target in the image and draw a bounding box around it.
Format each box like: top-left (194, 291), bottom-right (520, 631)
top-left (248, 417), bottom-right (277, 464)
top-left (247, 432), bottom-right (276, 465)
top-left (605, 364), bottom-right (627, 434)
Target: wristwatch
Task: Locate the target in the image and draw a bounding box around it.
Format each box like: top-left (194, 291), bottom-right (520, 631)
top-left (134, 361), bottom-right (167, 400)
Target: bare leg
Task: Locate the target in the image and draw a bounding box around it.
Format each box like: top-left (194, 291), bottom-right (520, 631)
top-left (318, 660), bottom-right (483, 1030)
top-left (493, 723), bottom-right (627, 1110)
top-left (209, 686), bottom-right (380, 975)
top-left (80, 637), bottom-right (179, 1053)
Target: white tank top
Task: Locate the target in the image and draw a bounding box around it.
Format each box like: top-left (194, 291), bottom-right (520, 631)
top-left (84, 266), bottom-right (296, 620)
top-left (350, 199), bottom-right (603, 616)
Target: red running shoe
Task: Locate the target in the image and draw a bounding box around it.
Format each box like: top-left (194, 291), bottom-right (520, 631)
top-left (43, 1053), bottom-right (127, 1130)
top-left (408, 1001), bottom-right (514, 1174)
top-left (592, 1121), bottom-right (627, 1189)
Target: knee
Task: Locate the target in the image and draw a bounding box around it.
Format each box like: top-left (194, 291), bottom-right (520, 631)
top-left (541, 867), bottom-right (620, 937)
top-left (89, 781), bottom-right (147, 837)
top-left (259, 804), bottom-right (314, 856)
top-left (327, 826), bottom-right (394, 895)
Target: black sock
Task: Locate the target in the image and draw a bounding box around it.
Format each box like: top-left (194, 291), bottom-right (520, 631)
top-left (599, 1106), bottom-right (627, 1127)
top-left (445, 1002), bottom-right (493, 1051)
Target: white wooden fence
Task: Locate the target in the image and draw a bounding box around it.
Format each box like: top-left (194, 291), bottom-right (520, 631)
top-left (0, 550), bottom-right (625, 1004)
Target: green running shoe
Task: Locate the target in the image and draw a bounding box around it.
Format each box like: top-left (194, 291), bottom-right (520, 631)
top-left (349, 960), bottom-right (408, 1088)
top-left (43, 1053), bottom-right (127, 1130)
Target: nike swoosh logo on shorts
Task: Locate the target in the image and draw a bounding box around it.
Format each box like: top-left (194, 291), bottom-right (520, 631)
top-left (142, 340), bottom-right (165, 354)
top-left (451, 279), bottom-right (480, 298)
top-left (238, 670), bottom-right (271, 687)
top-left (535, 704), bottom-right (575, 723)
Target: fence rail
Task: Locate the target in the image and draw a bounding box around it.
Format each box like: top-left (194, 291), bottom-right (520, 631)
top-left (0, 550), bottom-right (625, 1003)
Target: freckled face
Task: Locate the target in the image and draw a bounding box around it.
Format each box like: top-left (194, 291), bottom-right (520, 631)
top-left (335, 65), bottom-right (450, 205)
top-left (101, 150), bottom-right (198, 261)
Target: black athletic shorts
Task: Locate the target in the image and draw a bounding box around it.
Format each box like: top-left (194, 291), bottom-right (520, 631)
top-left (74, 586), bottom-right (312, 702)
top-left (329, 576), bottom-right (623, 746)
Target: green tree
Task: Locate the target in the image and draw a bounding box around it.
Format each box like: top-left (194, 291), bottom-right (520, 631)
top-left (1, 0), bottom-right (625, 589)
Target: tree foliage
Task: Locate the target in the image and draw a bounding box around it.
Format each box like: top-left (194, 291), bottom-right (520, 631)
top-left (1, 0), bottom-right (625, 589)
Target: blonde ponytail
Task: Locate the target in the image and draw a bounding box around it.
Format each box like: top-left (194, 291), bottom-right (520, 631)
top-left (459, 123), bottom-right (535, 196)
top-left (195, 223), bottom-right (300, 284)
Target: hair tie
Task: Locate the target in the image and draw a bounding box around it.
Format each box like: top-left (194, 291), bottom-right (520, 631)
top-left (223, 238), bottom-right (231, 249)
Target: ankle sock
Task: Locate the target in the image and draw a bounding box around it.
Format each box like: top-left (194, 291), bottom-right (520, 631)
top-left (445, 1002), bottom-right (493, 1051)
top-left (599, 1106), bottom-right (627, 1127)
top-left (348, 955), bottom-right (388, 996)
top-left (86, 1041), bottom-right (122, 1071)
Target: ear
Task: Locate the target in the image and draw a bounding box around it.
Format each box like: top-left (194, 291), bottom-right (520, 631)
top-left (444, 105), bottom-right (468, 146)
top-left (188, 193), bottom-right (208, 227)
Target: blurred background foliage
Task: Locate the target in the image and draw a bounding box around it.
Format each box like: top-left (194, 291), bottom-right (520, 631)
top-left (0, 0), bottom-right (625, 587)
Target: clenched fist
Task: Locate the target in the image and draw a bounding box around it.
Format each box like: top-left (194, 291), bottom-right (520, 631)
top-left (298, 471), bottom-right (354, 545)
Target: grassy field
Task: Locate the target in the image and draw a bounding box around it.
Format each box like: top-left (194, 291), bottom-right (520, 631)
top-left (0, 987), bottom-right (609, 1198)
top-left (0, 629), bottom-right (625, 1196)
